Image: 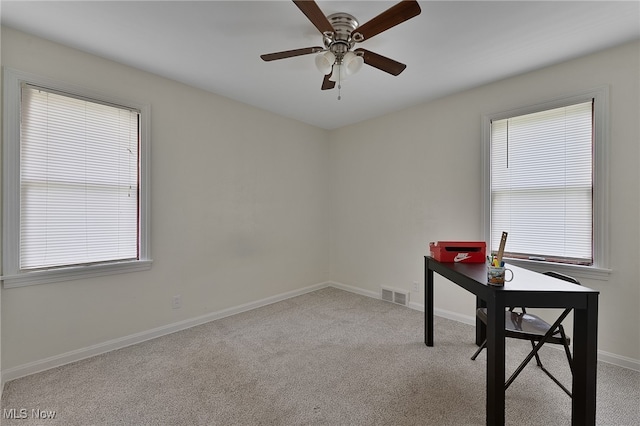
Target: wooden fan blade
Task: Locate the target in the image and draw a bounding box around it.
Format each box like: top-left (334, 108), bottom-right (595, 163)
top-left (260, 46), bottom-right (323, 61)
top-left (353, 0), bottom-right (421, 42)
top-left (355, 49), bottom-right (407, 76)
top-left (293, 0), bottom-right (334, 35)
top-left (321, 73), bottom-right (335, 90)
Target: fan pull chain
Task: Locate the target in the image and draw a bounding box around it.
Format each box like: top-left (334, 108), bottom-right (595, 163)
top-left (337, 65), bottom-right (342, 100)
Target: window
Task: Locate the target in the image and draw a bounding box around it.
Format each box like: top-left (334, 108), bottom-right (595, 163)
top-left (482, 88), bottom-right (610, 279)
top-left (2, 68), bottom-right (151, 287)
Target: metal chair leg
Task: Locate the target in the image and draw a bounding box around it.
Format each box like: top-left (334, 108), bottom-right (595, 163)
top-left (504, 308), bottom-right (572, 392)
top-left (558, 325), bottom-right (574, 374)
top-left (539, 364), bottom-right (572, 397)
top-left (531, 339), bottom-right (543, 367)
top-left (471, 339), bottom-right (486, 360)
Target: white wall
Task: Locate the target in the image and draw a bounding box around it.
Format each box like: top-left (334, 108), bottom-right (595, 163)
top-left (0, 26), bottom-right (3, 394)
top-left (330, 41), bottom-right (640, 363)
top-left (0, 27), bottom-right (331, 370)
top-left (1, 27), bottom-right (638, 378)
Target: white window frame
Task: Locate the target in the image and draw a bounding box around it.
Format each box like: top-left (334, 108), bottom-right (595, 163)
top-left (2, 68), bottom-right (152, 288)
top-left (482, 87), bottom-right (611, 280)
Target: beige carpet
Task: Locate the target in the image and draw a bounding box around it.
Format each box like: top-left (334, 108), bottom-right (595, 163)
top-left (1, 287), bottom-right (639, 425)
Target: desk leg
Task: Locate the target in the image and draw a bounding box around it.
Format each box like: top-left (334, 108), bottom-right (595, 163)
top-left (425, 258), bottom-right (434, 346)
top-left (486, 294), bottom-right (506, 426)
top-left (571, 294), bottom-right (598, 426)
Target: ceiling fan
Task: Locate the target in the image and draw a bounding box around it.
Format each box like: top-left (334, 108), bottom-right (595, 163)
top-left (260, 0), bottom-right (421, 93)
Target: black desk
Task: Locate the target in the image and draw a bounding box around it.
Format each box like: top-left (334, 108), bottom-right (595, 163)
top-left (424, 256), bottom-right (599, 426)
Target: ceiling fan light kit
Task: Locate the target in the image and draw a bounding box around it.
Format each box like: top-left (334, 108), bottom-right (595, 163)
top-left (324, 51), bottom-right (363, 82)
top-left (260, 0), bottom-right (421, 98)
top-left (314, 51), bottom-right (335, 75)
top-left (342, 52), bottom-right (364, 76)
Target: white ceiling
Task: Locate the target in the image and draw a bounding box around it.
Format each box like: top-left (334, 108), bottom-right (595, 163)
top-left (2, 1), bottom-right (639, 129)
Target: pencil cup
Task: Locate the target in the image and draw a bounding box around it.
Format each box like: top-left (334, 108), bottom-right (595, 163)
top-left (487, 266), bottom-right (513, 286)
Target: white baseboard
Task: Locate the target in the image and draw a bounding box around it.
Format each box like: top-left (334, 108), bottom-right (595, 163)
top-left (406, 301), bottom-right (477, 326)
top-left (328, 281), bottom-right (477, 325)
top-left (597, 350), bottom-right (640, 372)
top-left (3, 281), bottom-right (638, 385)
top-left (1, 282), bottom-right (330, 383)
top-left (328, 280), bottom-right (379, 299)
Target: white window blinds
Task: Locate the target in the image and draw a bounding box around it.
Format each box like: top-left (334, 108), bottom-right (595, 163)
top-left (490, 100), bottom-right (593, 265)
top-left (20, 84), bottom-right (140, 270)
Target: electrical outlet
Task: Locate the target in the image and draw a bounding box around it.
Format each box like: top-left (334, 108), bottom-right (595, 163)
top-left (412, 281), bottom-right (420, 292)
top-left (172, 295), bottom-right (181, 309)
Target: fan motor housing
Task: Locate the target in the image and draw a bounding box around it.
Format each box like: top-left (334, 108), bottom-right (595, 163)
top-left (323, 13), bottom-right (359, 53)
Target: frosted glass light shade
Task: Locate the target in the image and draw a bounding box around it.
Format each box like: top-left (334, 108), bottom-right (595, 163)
top-left (315, 51), bottom-right (335, 75)
top-left (328, 64), bottom-right (348, 82)
top-left (343, 51), bottom-right (364, 75)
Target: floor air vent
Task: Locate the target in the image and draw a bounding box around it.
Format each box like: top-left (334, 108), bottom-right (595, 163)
top-left (381, 287), bottom-right (409, 306)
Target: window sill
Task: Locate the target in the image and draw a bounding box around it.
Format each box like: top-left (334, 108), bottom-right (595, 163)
top-left (2, 259), bottom-right (154, 288)
top-left (505, 258), bottom-right (611, 281)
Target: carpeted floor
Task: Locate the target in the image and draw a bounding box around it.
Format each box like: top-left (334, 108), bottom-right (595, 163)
top-left (1, 287), bottom-right (639, 425)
